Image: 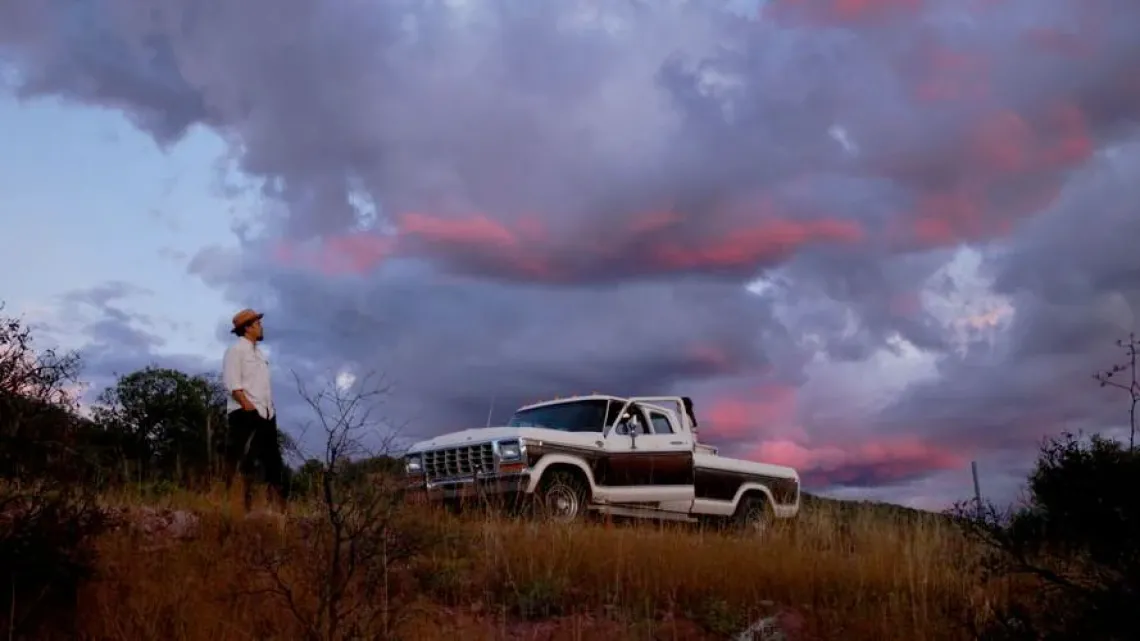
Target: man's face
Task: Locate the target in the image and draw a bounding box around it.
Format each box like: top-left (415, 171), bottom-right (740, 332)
top-left (248, 319), bottom-right (264, 342)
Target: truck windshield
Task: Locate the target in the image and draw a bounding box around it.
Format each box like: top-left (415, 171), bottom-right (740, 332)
top-left (507, 399), bottom-right (615, 433)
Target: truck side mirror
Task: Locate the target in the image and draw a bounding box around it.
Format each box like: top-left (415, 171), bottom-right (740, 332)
top-left (615, 414), bottom-right (639, 449)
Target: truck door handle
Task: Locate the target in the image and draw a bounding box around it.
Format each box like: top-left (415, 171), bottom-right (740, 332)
top-left (670, 441), bottom-right (684, 445)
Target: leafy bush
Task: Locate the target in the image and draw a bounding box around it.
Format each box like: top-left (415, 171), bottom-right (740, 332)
top-left (0, 483), bottom-right (108, 639)
top-left (954, 432), bottom-right (1139, 640)
top-left (0, 307), bottom-right (110, 639)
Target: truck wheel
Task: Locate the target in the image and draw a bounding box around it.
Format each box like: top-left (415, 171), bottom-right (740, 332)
top-left (733, 494), bottom-right (773, 537)
top-left (535, 470), bottom-right (588, 524)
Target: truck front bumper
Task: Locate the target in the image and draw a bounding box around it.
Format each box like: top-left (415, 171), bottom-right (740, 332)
top-left (405, 471), bottom-right (531, 504)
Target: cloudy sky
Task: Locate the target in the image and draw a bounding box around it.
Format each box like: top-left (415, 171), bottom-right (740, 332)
top-left (2, 0), bottom-right (1139, 510)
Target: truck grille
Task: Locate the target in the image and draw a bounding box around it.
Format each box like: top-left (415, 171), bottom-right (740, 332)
top-left (423, 443), bottom-right (495, 481)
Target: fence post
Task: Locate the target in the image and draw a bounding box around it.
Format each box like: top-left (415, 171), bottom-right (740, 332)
top-left (971, 460), bottom-right (982, 518)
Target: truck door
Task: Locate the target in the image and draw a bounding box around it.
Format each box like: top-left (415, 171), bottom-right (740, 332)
top-left (598, 402), bottom-right (695, 510)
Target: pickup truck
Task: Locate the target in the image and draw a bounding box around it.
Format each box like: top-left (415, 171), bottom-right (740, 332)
top-left (403, 394), bottom-right (801, 533)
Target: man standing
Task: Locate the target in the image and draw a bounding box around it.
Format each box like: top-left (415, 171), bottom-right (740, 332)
top-left (222, 308), bottom-right (289, 513)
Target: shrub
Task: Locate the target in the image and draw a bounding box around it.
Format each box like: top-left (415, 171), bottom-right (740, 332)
top-left (0, 307), bottom-right (110, 639)
top-left (954, 432), bottom-right (1140, 640)
top-left (0, 482), bottom-right (108, 639)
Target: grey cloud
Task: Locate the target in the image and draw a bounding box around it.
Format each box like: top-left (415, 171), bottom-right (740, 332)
top-left (158, 247), bottom-right (188, 263)
top-left (62, 280), bottom-right (151, 308)
top-left (187, 245), bottom-right (244, 289)
top-left (769, 247), bottom-right (954, 362)
top-left (38, 284), bottom-right (215, 404)
top-left (51, 282), bottom-right (162, 356)
top-left (7, 0), bottom-right (1132, 254)
top-left (0, 3), bottom-right (206, 145)
top-left (879, 141), bottom-right (1140, 463)
top-left (199, 251), bottom-right (798, 442)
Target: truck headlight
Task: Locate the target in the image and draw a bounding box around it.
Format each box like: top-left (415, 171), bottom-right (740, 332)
top-left (498, 440), bottom-right (522, 460)
top-left (405, 455), bottom-right (423, 473)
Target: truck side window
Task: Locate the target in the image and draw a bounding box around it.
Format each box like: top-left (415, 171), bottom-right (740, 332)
top-left (648, 412), bottom-right (673, 434)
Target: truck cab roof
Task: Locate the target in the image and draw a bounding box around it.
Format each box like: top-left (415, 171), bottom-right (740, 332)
top-left (512, 394), bottom-right (700, 437)
top-left (515, 394), bottom-right (636, 413)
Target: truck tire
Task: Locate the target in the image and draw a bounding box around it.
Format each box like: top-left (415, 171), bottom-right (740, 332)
top-left (733, 494), bottom-right (773, 537)
top-left (535, 469), bottom-right (588, 524)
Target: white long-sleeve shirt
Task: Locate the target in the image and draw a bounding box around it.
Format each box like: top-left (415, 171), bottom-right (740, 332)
top-left (222, 336), bottom-right (275, 419)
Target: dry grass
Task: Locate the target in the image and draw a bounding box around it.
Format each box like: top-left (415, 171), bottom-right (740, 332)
top-left (72, 486), bottom-right (1011, 640)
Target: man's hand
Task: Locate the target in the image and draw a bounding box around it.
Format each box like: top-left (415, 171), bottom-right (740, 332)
top-left (232, 389), bottom-right (257, 413)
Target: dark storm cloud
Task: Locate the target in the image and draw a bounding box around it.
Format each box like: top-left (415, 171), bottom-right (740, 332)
top-left (191, 249), bottom-right (800, 437)
top-left (5, 0), bottom-right (1140, 499)
top-left (879, 146), bottom-right (1140, 456)
top-left (761, 247), bottom-right (954, 361)
top-left (0, 2), bottom-right (206, 144)
top-left (6, 0), bottom-right (1137, 263)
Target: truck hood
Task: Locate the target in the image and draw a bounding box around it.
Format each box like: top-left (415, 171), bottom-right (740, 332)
top-left (407, 426), bottom-right (592, 453)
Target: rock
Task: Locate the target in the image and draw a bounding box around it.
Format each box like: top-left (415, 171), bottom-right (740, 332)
top-left (102, 506), bottom-right (201, 550)
top-left (733, 607), bottom-right (805, 641)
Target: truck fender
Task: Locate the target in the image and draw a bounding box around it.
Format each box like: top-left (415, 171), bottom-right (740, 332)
top-left (524, 455), bottom-right (597, 495)
top-left (731, 482), bottom-right (776, 510)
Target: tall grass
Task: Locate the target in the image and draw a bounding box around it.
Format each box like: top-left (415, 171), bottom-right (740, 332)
top-left (75, 487), bottom-right (1009, 640)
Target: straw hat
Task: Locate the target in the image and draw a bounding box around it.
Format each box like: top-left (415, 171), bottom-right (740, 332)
top-left (230, 308), bottom-right (264, 335)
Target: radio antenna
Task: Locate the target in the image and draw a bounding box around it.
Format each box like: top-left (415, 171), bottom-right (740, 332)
top-left (485, 394), bottom-right (496, 428)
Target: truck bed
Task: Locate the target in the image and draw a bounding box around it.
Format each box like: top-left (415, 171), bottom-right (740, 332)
top-left (693, 451), bottom-right (798, 481)
top-left (691, 450), bottom-right (801, 510)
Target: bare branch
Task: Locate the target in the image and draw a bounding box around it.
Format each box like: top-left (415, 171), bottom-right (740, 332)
top-left (247, 368), bottom-right (420, 640)
top-left (1093, 332), bottom-right (1140, 451)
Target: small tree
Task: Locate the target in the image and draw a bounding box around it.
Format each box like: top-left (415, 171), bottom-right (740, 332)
top-left (92, 366), bottom-right (228, 485)
top-left (0, 304), bottom-right (106, 638)
top-left (953, 433), bottom-right (1138, 640)
top-left (1092, 332), bottom-right (1139, 451)
top-left (289, 458), bottom-right (328, 498)
top-left (0, 306), bottom-right (82, 408)
top-left (248, 370), bottom-right (427, 640)
top-left (0, 304), bottom-right (85, 479)
top-left (951, 334), bottom-right (1140, 639)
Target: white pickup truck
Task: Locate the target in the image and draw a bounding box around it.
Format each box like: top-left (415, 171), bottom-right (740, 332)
top-left (403, 394), bottom-right (801, 532)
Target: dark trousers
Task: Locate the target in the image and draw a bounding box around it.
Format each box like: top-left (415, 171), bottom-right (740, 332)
top-left (225, 409), bottom-right (289, 508)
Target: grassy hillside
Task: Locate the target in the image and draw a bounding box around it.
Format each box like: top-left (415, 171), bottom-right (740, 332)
top-left (800, 491), bottom-right (957, 525)
top-left (72, 484), bottom-right (1002, 641)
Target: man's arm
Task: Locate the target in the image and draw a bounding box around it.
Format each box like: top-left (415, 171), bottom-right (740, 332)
top-left (222, 345), bottom-right (256, 412)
